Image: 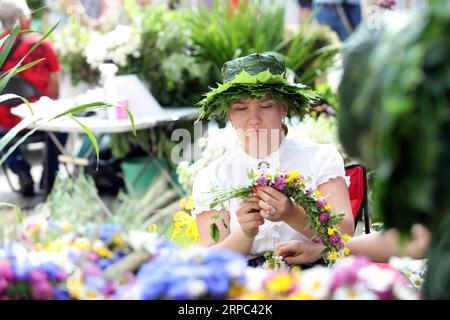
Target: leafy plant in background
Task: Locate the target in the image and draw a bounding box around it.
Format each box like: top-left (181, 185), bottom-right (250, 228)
top-left (51, 18), bottom-right (100, 85)
top-left (120, 0), bottom-right (213, 107)
top-left (188, 0), bottom-right (340, 88)
top-left (338, 0), bottom-right (450, 298)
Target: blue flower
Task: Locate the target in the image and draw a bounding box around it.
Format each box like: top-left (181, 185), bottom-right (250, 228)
top-left (167, 281), bottom-right (190, 300)
top-left (140, 279), bottom-right (168, 300)
top-left (85, 275), bottom-right (106, 290)
top-left (39, 262), bottom-right (62, 280)
top-left (54, 287), bottom-right (71, 300)
top-left (97, 258), bottom-right (113, 270)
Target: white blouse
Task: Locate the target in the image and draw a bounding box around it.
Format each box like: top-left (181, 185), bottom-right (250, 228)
top-left (192, 138), bottom-right (349, 258)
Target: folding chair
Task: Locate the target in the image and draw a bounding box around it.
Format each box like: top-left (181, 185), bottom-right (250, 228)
top-left (345, 164), bottom-right (371, 234)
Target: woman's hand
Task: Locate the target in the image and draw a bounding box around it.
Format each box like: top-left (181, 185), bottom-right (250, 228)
top-left (236, 196), bottom-right (265, 238)
top-left (275, 240), bottom-right (324, 264)
top-left (256, 186), bottom-right (302, 223)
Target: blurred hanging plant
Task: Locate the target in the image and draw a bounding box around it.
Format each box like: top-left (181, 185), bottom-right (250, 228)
top-left (338, 0), bottom-right (450, 299)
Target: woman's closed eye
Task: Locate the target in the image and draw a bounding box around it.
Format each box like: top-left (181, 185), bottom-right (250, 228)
top-left (259, 104), bottom-right (272, 109)
top-left (234, 106), bottom-right (247, 111)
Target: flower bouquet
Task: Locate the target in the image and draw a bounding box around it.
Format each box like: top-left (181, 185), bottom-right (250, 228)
top-left (209, 170), bottom-right (351, 266)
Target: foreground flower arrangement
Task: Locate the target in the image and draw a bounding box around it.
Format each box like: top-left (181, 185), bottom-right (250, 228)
top-left (210, 170), bottom-right (351, 266)
top-left (0, 215), bottom-right (422, 300)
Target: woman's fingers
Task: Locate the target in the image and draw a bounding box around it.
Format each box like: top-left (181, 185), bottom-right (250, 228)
top-left (275, 241), bottom-right (300, 256)
top-left (257, 186), bottom-right (284, 202)
top-left (258, 199), bottom-right (275, 212)
top-left (284, 254), bottom-right (306, 265)
top-left (241, 212), bottom-right (263, 223)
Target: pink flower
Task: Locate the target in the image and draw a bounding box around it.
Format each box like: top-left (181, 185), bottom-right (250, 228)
top-left (55, 271), bottom-right (69, 282)
top-left (329, 235), bottom-right (341, 245)
top-left (316, 198), bottom-right (326, 209)
top-left (0, 277), bottom-right (9, 295)
top-left (0, 261), bottom-right (14, 282)
top-left (31, 281), bottom-right (54, 300)
top-left (273, 177), bottom-right (286, 191)
top-left (83, 265), bottom-right (102, 277)
top-left (256, 175), bottom-right (268, 186)
top-left (29, 270), bottom-right (48, 285)
top-left (319, 212), bottom-right (329, 223)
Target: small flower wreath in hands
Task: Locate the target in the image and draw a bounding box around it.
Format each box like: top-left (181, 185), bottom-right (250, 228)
top-left (209, 170), bottom-right (351, 266)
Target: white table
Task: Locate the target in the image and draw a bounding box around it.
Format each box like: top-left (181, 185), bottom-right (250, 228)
top-left (11, 101), bottom-right (198, 205)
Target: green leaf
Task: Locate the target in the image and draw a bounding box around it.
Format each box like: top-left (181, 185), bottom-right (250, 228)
top-left (0, 21), bottom-right (20, 69)
top-left (210, 222), bottom-right (220, 242)
top-left (67, 115), bottom-right (100, 170)
top-left (221, 218), bottom-right (228, 229)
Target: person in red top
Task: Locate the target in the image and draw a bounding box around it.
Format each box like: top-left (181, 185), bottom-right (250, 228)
top-left (0, 0), bottom-right (65, 195)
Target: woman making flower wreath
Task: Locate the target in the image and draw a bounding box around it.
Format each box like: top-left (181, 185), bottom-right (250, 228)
top-left (192, 53), bottom-right (354, 266)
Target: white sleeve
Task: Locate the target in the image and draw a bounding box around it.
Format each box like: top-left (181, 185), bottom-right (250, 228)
top-left (191, 164), bottom-right (222, 216)
top-left (315, 144), bottom-right (349, 187)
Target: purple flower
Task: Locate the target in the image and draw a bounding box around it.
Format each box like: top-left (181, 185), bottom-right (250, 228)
top-left (316, 198), bottom-right (326, 209)
top-left (0, 261), bottom-right (14, 282)
top-left (329, 235), bottom-right (341, 245)
top-left (256, 175), bottom-right (268, 186)
top-left (29, 270), bottom-right (48, 285)
top-left (31, 281), bottom-right (54, 300)
top-left (319, 212), bottom-right (330, 223)
top-left (53, 287), bottom-right (70, 300)
top-left (0, 277), bottom-right (9, 295)
top-left (305, 188), bottom-right (313, 196)
top-left (98, 258), bottom-right (113, 270)
top-left (273, 177), bottom-right (287, 191)
top-left (330, 256), bottom-right (370, 292)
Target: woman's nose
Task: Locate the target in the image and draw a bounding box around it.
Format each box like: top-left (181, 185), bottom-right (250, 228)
top-left (247, 107), bottom-right (262, 124)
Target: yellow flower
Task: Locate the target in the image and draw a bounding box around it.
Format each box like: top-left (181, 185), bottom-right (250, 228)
top-left (344, 248), bottom-right (350, 256)
top-left (314, 190), bottom-right (322, 198)
top-left (242, 291), bottom-right (268, 300)
top-left (185, 196), bottom-right (195, 211)
top-left (289, 291), bottom-right (312, 300)
top-left (148, 224), bottom-right (158, 233)
top-left (327, 228), bottom-right (335, 236)
top-left (285, 171), bottom-right (300, 183)
top-left (264, 173), bottom-right (273, 180)
top-left (94, 247), bottom-right (114, 259)
top-left (266, 274), bottom-right (293, 293)
top-left (73, 238), bottom-right (90, 250)
top-left (61, 224), bottom-right (73, 232)
top-left (324, 204), bottom-right (332, 212)
top-left (342, 234), bottom-right (351, 242)
top-left (34, 243), bottom-right (43, 251)
top-left (174, 211), bottom-right (189, 221)
top-left (84, 290), bottom-right (99, 299)
top-left (27, 224), bottom-right (42, 237)
top-left (67, 276), bottom-right (83, 300)
top-left (45, 240), bottom-right (65, 252)
top-left (179, 196), bottom-right (195, 211)
top-left (174, 221), bottom-right (184, 229)
top-left (328, 250), bottom-right (337, 261)
top-left (228, 284), bottom-right (246, 298)
top-left (113, 235), bottom-right (124, 247)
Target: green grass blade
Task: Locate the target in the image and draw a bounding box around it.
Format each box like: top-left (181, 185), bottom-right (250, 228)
top-left (0, 21), bottom-right (20, 68)
top-left (67, 114), bottom-right (100, 170)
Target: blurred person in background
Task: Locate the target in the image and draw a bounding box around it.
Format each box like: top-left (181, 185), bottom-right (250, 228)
top-left (298, 0), bottom-right (362, 41)
top-left (0, 0), bottom-right (66, 195)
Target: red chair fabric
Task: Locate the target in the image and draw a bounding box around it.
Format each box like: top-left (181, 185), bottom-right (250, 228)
top-left (345, 165), bottom-right (370, 233)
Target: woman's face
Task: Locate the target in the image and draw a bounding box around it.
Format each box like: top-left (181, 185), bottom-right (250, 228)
top-left (229, 95), bottom-right (287, 157)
